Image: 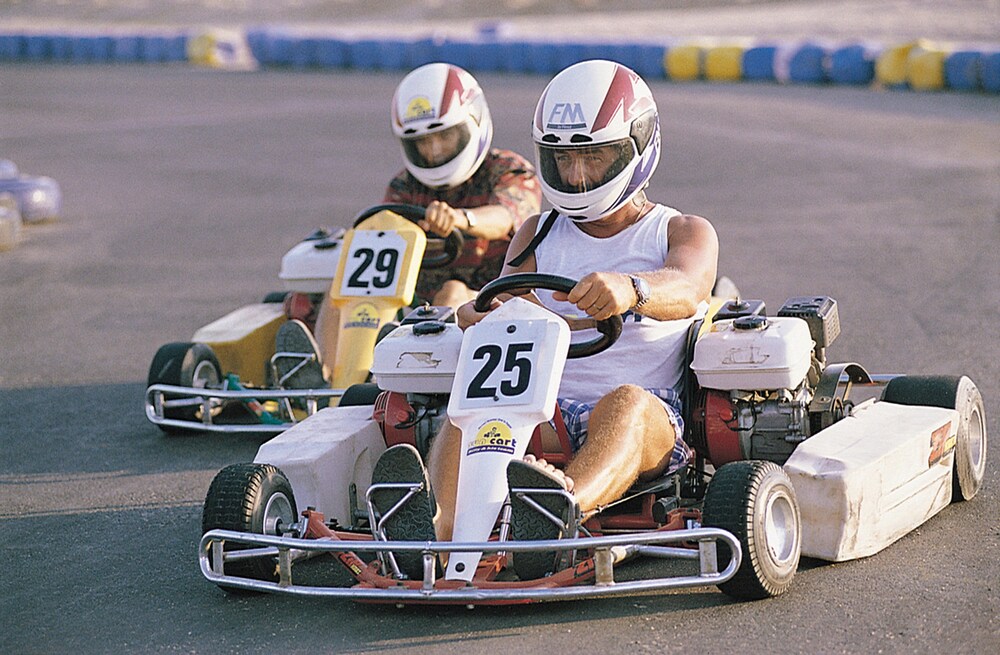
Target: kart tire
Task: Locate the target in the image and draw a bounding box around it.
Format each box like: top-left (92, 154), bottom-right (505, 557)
top-left (201, 463), bottom-right (298, 592)
top-left (882, 375), bottom-right (987, 502)
top-left (339, 383), bottom-right (381, 407)
top-left (147, 342), bottom-right (223, 434)
top-left (262, 291), bottom-right (289, 303)
top-left (702, 460), bottom-right (801, 600)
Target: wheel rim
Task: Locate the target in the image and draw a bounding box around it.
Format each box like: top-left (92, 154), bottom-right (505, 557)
top-left (764, 491), bottom-right (798, 566)
top-left (262, 492), bottom-right (294, 535)
top-left (967, 404), bottom-right (986, 474)
top-left (191, 359), bottom-right (219, 389)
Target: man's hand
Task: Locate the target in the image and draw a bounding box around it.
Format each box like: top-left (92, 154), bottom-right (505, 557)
top-left (551, 271), bottom-right (635, 322)
top-left (419, 200), bottom-right (466, 237)
top-left (456, 296), bottom-right (502, 330)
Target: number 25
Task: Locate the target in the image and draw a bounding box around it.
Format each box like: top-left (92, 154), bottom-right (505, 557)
top-left (467, 342), bottom-right (533, 399)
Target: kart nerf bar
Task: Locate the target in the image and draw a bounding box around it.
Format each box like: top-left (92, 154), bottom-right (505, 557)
top-left (145, 383), bottom-right (344, 433)
top-left (199, 527), bottom-right (742, 602)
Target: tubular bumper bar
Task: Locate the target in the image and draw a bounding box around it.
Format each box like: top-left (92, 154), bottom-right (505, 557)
top-left (199, 527), bottom-right (742, 603)
top-left (145, 384), bottom-right (347, 433)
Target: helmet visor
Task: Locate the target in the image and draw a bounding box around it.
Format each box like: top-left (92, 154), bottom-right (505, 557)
top-left (401, 123), bottom-right (471, 170)
top-left (535, 139), bottom-right (635, 195)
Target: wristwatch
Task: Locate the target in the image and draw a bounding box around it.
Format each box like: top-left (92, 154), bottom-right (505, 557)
top-left (629, 274), bottom-right (651, 311)
top-left (462, 208), bottom-right (478, 230)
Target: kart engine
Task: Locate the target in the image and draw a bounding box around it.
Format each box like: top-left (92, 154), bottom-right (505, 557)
top-left (370, 306), bottom-right (462, 458)
top-left (687, 297), bottom-right (841, 466)
top-left (370, 299), bottom-right (844, 467)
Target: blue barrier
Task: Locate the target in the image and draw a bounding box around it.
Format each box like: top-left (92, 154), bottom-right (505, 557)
top-left (313, 37), bottom-right (348, 68)
top-left (407, 38), bottom-right (439, 69)
top-left (246, 28), bottom-right (268, 63)
top-left (498, 40), bottom-right (531, 74)
top-left (24, 35), bottom-right (49, 61)
top-left (1, 26), bottom-right (997, 94)
top-left (788, 43), bottom-right (827, 83)
top-left (525, 42), bottom-right (561, 75)
top-left (828, 44), bottom-right (875, 85)
top-left (743, 45), bottom-right (777, 81)
top-left (50, 35), bottom-right (71, 60)
top-left (289, 37), bottom-right (318, 68)
top-left (438, 39), bottom-right (475, 71)
top-left (944, 51), bottom-right (981, 91)
top-left (613, 43), bottom-right (667, 80)
top-left (112, 35), bottom-right (140, 62)
top-left (981, 51), bottom-right (1000, 93)
top-left (0, 34), bottom-right (25, 60)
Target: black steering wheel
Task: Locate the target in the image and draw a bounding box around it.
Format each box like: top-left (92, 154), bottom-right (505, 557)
top-left (352, 203), bottom-right (464, 269)
top-left (474, 273), bottom-right (624, 359)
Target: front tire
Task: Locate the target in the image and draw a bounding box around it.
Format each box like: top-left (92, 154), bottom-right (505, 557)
top-left (202, 463), bottom-right (298, 589)
top-left (147, 342), bottom-right (223, 434)
top-left (702, 460), bottom-right (801, 600)
top-left (882, 375), bottom-right (987, 502)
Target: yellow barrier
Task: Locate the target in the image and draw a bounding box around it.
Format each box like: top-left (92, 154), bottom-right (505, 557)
top-left (186, 28), bottom-right (258, 71)
top-left (665, 44), bottom-right (703, 81)
top-left (907, 43), bottom-right (948, 91)
top-left (704, 45), bottom-right (744, 81)
top-left (875, 42), bottom-right (917, 87)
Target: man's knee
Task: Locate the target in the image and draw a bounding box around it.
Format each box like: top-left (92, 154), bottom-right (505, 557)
top-left (432, 280), bottom-right (474, 308)
top-left (596, 384), bottom-right (655, 417)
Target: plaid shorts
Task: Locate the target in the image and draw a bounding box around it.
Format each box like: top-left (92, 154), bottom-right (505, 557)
top-left (555, 387), bottom-right (692, 474)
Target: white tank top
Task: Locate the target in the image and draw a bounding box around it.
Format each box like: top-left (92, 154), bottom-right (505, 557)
top-left (533, 204), bottom-right (705, 403)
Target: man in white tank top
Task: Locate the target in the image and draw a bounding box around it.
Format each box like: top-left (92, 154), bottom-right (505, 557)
top-left (380, 60), bottom-right (719, 580)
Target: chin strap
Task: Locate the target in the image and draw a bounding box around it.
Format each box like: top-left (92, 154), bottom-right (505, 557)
top-left (506, 210), bottom-right (560, 267)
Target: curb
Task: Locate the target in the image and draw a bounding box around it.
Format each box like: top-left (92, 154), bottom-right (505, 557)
top-left (1, 27), bottom-right (998, 93)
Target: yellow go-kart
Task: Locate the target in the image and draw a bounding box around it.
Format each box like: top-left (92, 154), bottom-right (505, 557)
top-left (144, 204), bottom-right (461, 434)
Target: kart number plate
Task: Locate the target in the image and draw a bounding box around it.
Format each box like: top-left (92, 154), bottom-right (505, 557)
top-left (454, 320), bottom-right (546, 410)
top-left (340, 230), bottom-right (407, 297)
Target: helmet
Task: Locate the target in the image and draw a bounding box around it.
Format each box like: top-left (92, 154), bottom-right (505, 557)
top-left (532, 60), bottom-right (660, 222)
top-left (390, 63), bottom-right (493, 189)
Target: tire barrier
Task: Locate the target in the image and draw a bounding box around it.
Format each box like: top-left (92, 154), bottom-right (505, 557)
top-left (1, 30), bottom-right (188, 63)
top-left (828, 44), bottom-right (877, 85)
top-left (1, 28), bottom-right (996, 93)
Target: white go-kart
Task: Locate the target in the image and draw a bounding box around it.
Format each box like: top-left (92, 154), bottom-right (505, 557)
top-left (198, 270), bottom-right (987, 605)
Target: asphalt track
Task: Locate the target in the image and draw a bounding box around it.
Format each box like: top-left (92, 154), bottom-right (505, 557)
top-left (1, 63), bottom-right (999, 654)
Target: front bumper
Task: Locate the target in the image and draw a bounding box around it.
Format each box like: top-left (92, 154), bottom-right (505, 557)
top-left (199, 519), bottom-right (742, 604)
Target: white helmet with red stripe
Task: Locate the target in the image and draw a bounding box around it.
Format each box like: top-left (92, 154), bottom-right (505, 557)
top-left (532, 60), bottom-right (660, 222)
top-left (391, 63), bottom-right (493, 189)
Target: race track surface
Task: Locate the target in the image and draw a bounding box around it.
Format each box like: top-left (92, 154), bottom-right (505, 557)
top-left (1, 25), bottom-right (999, 655)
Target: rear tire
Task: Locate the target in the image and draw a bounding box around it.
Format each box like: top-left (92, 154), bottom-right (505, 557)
top-left (882, 375), bottom-right (987, 502)
top-left (340, 383), bottom-right (381, 407)
top-left (202, 463), bottom-right (298, 591)
top-left (702, 460), bottom-right (801, 600)
top-left (147, 342), bottom-right (223, 434)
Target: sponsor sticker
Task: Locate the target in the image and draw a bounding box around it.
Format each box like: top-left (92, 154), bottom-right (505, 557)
top-left (404, 96), bottom-right (435, 123)
top-left (546, 102), bottom-right (587, 130)
top-left (344, 302), bottom-right (381, 330)
top-left (928, 421), bottom-right (956, 466)
top-left (467, 418), bottom-right (516, 455)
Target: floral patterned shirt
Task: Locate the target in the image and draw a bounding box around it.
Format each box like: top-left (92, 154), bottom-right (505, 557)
top-left (384, 149), bottom-right (541, 304)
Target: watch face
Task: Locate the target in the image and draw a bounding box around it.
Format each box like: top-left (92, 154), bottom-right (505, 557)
top-left (631, 275), bottom-right (649, 307)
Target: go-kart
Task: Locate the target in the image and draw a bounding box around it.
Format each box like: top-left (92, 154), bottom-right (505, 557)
top-left (198, 273), bottom-right (987, 604)
top-left (144, 204), bottom-right (462, 434)
top-left (0, 159), bottom-right (61, 223)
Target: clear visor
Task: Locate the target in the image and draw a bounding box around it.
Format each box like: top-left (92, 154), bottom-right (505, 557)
top-left (535, 138), bottom-right (635, 194)
top-left (401, 123), bottom-right (471, 170)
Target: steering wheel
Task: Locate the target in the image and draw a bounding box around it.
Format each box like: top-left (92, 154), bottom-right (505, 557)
top-left (474, 273), bottom-right (624, 359)
top-left (352, 203), bottom-right (463, 269)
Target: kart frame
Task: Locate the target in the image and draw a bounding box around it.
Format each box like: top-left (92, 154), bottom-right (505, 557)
top-left (145, 383), bottom-right (344, 434)
top-left (199, 507), bottom-right (742, 604)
